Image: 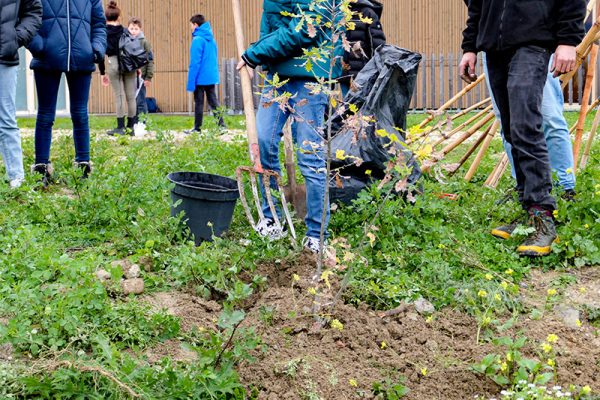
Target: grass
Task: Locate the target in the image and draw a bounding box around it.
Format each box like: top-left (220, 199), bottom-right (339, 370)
top-left (0, 112), bottom-right (598, 398)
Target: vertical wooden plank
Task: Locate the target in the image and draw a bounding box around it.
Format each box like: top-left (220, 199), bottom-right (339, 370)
top-left (422, 55), bottom-right (427, 110)
top-left (439, 53), bottom-right (444, 108)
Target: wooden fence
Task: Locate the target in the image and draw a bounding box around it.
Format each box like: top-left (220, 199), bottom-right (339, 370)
top-left (207, 53), bottom-right (592, 116)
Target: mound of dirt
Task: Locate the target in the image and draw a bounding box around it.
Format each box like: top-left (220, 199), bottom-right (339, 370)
top-left (140, 261), bottom-right (600, 399)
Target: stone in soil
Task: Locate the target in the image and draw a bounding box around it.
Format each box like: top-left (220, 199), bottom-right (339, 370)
top-left (122, 278), bottom-right (145, 295)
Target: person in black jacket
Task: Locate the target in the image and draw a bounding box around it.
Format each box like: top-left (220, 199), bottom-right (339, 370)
top-left (459, 0), bottom-right (585, 257)
top-left (340, 0), bottom-right (386, 97)
top-left (0, 0), bottom-right (42, 188)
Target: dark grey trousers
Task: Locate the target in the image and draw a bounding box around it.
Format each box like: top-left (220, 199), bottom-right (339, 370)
top-left (486, 45), bottom-right (556, 211)
top-left (193, 85), bottom-right (226, 130)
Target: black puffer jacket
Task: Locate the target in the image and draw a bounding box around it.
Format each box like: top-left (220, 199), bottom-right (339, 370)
top-left (0, 0), bottom-right (42, 65)
top-left (462, 0), bottom-right (585, 53)
top-left (341, 0), bottom-right (386, 82)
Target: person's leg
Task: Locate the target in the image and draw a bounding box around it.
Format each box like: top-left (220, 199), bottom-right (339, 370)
top-left (482, 53), bottom-right (516, 180)
top-left (107, 57), bottom-right (126, 118)
top-left (0, 64), bottom-right (24, 184)
top-left (66, 72), bottom-right (92, 163)
top-left (506, 46), bottom-right (554, 211)
top-left (205, 85), bottom-right (226, 128)
top-left (541, 71), bottom-right (576, 191)
top-left (34, 70), bottom-right (62, 165)
top-left (193, 86), bottom-right (205, 131)
top-left (256, 79), bottom-right (289, 222)
top-left (289, 80), bottom-right (329, 240)
top-left (123, 72), bottom-right (138, 128)
top-left (136, 83), bottom-right (148, 122)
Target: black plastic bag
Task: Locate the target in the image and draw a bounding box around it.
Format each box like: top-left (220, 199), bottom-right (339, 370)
top-left (329, 45), bottom-right (422, 204)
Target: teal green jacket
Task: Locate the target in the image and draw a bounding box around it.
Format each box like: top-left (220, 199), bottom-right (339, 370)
top-left (242, 0), bottom-right (342, 80)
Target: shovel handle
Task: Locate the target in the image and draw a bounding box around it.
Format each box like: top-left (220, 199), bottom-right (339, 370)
top-left (283, 122), bottom-right (297, 193)
top-left (231, 0), bottom-right (262, 172)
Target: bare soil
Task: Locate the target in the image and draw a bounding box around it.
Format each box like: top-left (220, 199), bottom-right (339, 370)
top-left (141, 260), bottom-right (600, 400)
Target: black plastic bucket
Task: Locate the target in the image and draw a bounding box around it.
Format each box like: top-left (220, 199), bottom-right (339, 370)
top-left (167, 172), bottom-right (240, 245)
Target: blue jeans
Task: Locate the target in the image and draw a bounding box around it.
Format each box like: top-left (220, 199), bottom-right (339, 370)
top-left (256, 77), bottom-right (329, 239)
top-left (34, 70), bottom-right (92, 164)
top-left (0, 64), bottom-right (24, 182)
top-left (483, 54), bottom-right (575, 190)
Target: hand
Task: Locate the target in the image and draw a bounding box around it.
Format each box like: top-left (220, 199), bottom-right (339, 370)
top-left (459, 52), bottom-right (478, 84)
top-left (551, 45), bottom-right (577, 77)
top-left (101, 75), bottom-right (110, 87)
top-left (236, 59), bottom-right (254, 80)
top-left (144, 80), bottom-right (151, 87)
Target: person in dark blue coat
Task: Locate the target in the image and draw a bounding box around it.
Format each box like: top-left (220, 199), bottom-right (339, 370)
top-left (27, 0), bottom-right (106, 184)
top-left (186, 14), bottom-right (226, 133)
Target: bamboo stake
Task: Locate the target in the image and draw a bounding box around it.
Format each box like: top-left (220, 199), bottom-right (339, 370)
top-left (430, 106), bottom-right (493, 147)
top-left (586, 0), bottom-right (598, 20)
top-left (438, 111), bottom-right (495, 155)
top-left (484, 153), bottom-right (510, 188)
top-left (573, 44), bottom-right (599, 170)
top-left (418, 73), bottom-right (486, 129)
top-left (465, 120), bottom-right (500, 181)
top-left (450, 98), bottom-right (492, 122)
top-left (561, 21), bottom-right (600, 89)
top-left (580, 103), bottom-right (600, 168)
top-left (569, 97), bottom-right (600, 134)
top-left (448, 121), bottom-right (495, 177)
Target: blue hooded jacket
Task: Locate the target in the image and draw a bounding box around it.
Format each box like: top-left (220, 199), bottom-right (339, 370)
top-left (187, 22), bottom-right (220, 91)
top-left (27, 0), bottom-right (106, 72)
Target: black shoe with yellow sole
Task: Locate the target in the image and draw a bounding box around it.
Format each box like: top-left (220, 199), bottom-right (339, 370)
top-left (516, 209), bottom-right (557, 257)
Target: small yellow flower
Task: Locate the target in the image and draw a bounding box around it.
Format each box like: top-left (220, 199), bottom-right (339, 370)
top-left (336, 149), bottom-right (347, 160)
top-left (420, 367), bottom-right (428, 376)
top-left (581, 385), bottom-right (592, 395)
top-left (425, 315), bottom-right (434, 324)
top-left (505, 268), bottom-right (514, 276)
top-left (500, 281), bottom-right (509, 290)
top-left (483, 316), bottom-right (492, 326)
top-left (547, 288), bottom-right (557, 296)
top-left (553, 210), bottom-right (559, 218)
top-left (506, 352), bottom-right (513, 362)
top-left (566, 168), bottom-right (573, 174)
top-left (292, 274), bottom-right (300, 282)
top-left (348, 379), bottom-right (358, 387)
top-left (576, 319), bottom-right (582, 328)
top-left (584, 224), bottom-right (590, 229)
top-left (546, 334), bottom-right (559, 343)
top-left (500, 362), bottom-right (508, 372)
top-left (308, 287), bottom-right (317, 296)
top-left (478, 290), bottom-right (488, 298)
top-left (330, 319), bottom-right (344, 331)
top-left (438, 244), bottom-right (446, 249)
top-left (541, 342), bottom-right (553, 353)
top-left (494, 294), bottom-right (502, 301)
top-left (547, 359), bottom-right (555, 367)
top-left (485, 273), bottom-right (493, 281)
top-left (579, 287), bottom-right (587, 294)
top-left (380, 341), bottom-right (387, 349)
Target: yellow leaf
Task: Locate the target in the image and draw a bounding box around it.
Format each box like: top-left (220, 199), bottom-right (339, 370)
top-left (336, 149), bottom-right (347, 160)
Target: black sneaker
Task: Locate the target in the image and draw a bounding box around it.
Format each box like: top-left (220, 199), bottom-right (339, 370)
top-left (516, 209), bottom-right (557, 257)
top-left (31, 163), bottom-right (54, 187)
top-left (561, 189), bottom-right (577, 202)
top-left (255, 218), bottom-right (286, 241)
top-left (107, 117), bottom-right (126, 136)
top-left (74, 161), bottom-right (92, 179)
top-left (184, 128), bottom-right (202, 135)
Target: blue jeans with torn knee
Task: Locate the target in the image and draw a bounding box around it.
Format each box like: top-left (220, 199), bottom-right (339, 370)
top-left (0, 64), bottom-right (24, 182)
top-left (256, 76), bottom-right (329, 239)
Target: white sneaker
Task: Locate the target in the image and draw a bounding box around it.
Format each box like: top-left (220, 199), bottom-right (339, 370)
top-left (9, 178), bottom-right (23, 189)
top-left (302, 236), bottom-right (322, 254)
top-left (255, 218), bottom-right (286, 241)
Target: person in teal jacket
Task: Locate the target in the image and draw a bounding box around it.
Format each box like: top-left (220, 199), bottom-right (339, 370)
top-left (186, 14), bottom-right (225, 133)
top-left (236, 0), bottom-right (342, 253)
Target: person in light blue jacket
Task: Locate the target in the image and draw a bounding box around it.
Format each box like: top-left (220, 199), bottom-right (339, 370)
top-left (186, 14), bottom-right (226, 133)
top-left (28, 0), bottom-right (106, 184)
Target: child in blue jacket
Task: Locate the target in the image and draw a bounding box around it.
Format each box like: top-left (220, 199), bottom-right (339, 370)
top-left (186, 14), bottom-right (226, 133)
